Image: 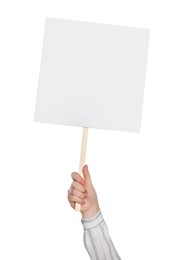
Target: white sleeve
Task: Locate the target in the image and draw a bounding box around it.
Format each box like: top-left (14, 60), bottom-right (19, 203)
top-left (81, 211), bottom-right (121, 260)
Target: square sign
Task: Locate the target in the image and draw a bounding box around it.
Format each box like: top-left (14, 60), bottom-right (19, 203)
top-left (35, 18), bottom-right (150, 132)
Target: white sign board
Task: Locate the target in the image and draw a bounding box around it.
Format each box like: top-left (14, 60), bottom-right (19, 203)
top-left (35, 18), bottom-right (150, 132)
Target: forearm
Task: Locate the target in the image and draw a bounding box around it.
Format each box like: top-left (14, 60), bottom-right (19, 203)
top-left (82, 211), bottom-right (121, 260)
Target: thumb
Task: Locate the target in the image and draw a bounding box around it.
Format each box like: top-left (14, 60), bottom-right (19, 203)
top-left (82, 165), bottom-right (92, 186)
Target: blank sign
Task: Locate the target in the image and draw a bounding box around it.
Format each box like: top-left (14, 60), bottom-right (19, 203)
top-left (35, 18), bottom-right (150, 132)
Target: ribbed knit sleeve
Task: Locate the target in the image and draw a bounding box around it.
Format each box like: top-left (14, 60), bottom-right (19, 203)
top-left (81, 211), bottom-right (121, 260)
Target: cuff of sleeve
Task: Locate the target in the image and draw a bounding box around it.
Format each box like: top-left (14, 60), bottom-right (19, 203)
top-left (81, 211), bottom-right (104, 230)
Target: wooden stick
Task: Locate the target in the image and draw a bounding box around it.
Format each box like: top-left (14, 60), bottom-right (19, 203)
top-left (75, 127), bottom-right (88, 211)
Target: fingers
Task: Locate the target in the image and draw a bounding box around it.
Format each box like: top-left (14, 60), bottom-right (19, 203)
top-left (71, 180), bottom-right (86, 193)
top-left (71, 166), bottom-right (92, 186)
top-left (69, 201), bottom-right (75, 209)
top-left (69, 187), bottom-right (86, 199)
top-left (68, 175), bottom-right (86, 209)
top-left (67, 188), bottom-right (86, 207)
top-left (68, 167), bottom-right (92, 210)
top-left (71, 172), bottom-right (84, 185)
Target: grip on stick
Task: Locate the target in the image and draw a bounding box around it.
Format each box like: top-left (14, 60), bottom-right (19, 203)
top-left (75, 127), bottom-right (88, 211)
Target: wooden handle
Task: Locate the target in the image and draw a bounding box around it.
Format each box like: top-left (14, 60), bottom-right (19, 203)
top-left (75, 127), bottom-right (88, 211)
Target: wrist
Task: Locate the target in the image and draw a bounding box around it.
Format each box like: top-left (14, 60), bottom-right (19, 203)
top-left (81, 204), bottom-right (100, 219)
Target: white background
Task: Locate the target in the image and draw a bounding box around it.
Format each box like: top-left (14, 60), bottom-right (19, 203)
top-left (0, 1), bottom-right (188, 259)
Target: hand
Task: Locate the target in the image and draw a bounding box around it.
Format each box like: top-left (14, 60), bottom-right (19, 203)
top-left (67, 165), bottom-right (100, 219)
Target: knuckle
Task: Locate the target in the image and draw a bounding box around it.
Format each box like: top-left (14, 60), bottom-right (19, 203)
top-left (71, 172), bottom-right (75, 179)
top-left (71, 181), bottom-right (77, 189)
top-left (71, 188), bottom-right (77, 196)
top-left (72, 195), bottom-right (77, 201)
top-left (67, 195), bottom-right (71, 203)
top-left (71, 172), bottom-right (79, 180)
